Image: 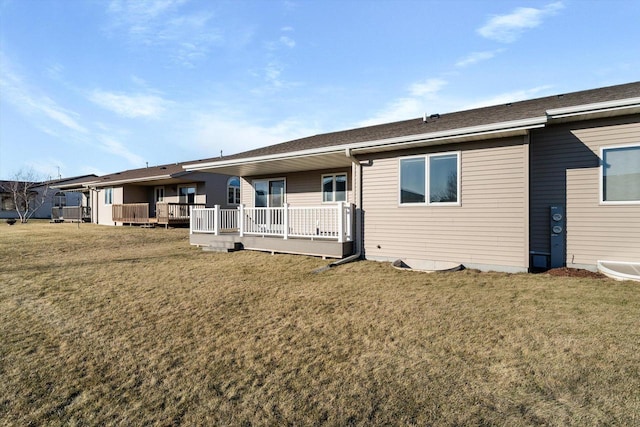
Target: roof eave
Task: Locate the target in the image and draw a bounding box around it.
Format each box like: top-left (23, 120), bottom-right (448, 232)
top-left (90, 174), bottom-right (174, 187)
top-left (184, 116), bottom-right (548, 174)
top-left (546, 97), bottom-right (640, 122)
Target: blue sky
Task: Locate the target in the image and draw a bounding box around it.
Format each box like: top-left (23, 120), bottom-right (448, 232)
top-left (1, 0), bottom-right (638, 180)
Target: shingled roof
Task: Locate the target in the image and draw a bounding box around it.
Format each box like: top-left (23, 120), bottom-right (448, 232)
top-left (197, 81), bottom-right (640, 164)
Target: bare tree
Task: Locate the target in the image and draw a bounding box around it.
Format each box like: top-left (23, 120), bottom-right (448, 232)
top-left (431, 171), bottom-right (458, 203)
top-left (0, 169), bottom-right (50, 223)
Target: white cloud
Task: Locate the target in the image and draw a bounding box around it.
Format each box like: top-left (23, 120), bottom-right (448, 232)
top-left (409, 78), bottom-right (447, 97)
top-left (106, 0), bottom-right (221, 66)
top-left (358, 78), bottom-right (448, 127)
top-left (89, 90), bottom-right (169, 118)
top-left (190, 113), bottom-right (319, 157)
top-left (279, 35), bottom-right (296, 48)
top-left (0, 63), bottom-right (87, 133)
top-left (455, 50), bottom-right (503, 67)
top-left (461, 85), bottom-right (554, 110)
top-left (478, 1), bottom-right (564, 43)
top-left (357, 98), bottom-right (424, 128)
top-left (97, 135), bottom-right (145, 166)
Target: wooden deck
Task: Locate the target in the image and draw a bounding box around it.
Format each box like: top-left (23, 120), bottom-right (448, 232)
top-left (112, 203), bottom-right (204, 226)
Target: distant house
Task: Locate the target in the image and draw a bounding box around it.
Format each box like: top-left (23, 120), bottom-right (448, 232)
top-left (49, 175), bottom-right (99, 222)
top-left (84, 162), bottom-right (234, 227)
top-left (1, 175), bottom-right (97, 221)
top-left (184, 81), bottom-right (640, 273)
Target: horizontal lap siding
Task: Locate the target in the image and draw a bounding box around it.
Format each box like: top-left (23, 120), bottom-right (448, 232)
top-left (566, 119), bottom-right (640, 265)
top-left (362, 137), bottom-right (527, 269)
top-left (241, 169), bottom-right (353, 207)
top-left (530, 117), bottom-right (640, 266)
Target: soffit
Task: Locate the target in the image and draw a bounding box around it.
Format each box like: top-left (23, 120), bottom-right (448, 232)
top-left (196, 151), bottom-right (354, 176)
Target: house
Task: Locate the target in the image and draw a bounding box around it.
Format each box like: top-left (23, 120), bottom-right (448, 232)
top-left (1, 175), bottom-right (97, 222)
top-left (184, 81), bottom-right (640, 273)
top-left (49, 175), bottom-right (99, 222)
top-left (83, 161), bottom-right (235, 227)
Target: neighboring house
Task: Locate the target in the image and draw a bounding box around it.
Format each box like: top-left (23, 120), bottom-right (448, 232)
top-left (184, 81), bottom-right (640, 273)
top-left (1, 175), bottom-right (97, 221)
top-left (85, 162), bottom-right (234, 227)
top-left (50, 175), bottom-right (99, 222)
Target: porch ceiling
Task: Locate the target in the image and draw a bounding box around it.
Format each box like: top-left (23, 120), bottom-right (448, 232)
top-left (195, 151), bottom-right (354, 176)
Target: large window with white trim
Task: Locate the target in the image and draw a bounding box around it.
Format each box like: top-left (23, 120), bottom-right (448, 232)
top-left (399, 152), bottom-right (460, 205)
top-left (601, 144), bottom-right (640, 203)
top-left (322, 173), bottom-right (347, 203)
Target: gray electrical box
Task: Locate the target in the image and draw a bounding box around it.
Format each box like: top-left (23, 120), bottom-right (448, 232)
top-left (550, 205), bottom-right (565, 268)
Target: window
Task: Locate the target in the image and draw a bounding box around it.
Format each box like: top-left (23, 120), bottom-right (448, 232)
top-left (254, 179), bottom-right (285, 208)
top-left (155, 187), bottom-right (165, 203)
top-left (400, 158), bottom-right (425, 203)
top-left (227, 177), bottom-right (241, 205)
top-left (601, 144), bottom-right (640, 203)
top-left (54, 192), bottom-right (66, 207)
top-left (104, 188), bottom-right (113, 205)
top-left (399, 152), bottom-right (460, 205)
top-left (1, 193), bottom-right (15, 211)
top-left (322, 174), bottom-right (347, 203)
top-left (429, 153), bottom-right (459, 203)
top-left (179, 186), bottom-right (196, 204)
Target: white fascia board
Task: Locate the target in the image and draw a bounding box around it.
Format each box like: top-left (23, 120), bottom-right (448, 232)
top-left (184, 116), bottom-right (548, 172)
top-left (546, 97), bottom-right (640, 119)
top-left (51, 180), bottom-right (100, 190)
top-left (90, 174), bottom-right (172, 187)
top-left (184, 149), bottom-right (350, 171)
top-left (348, 116), bottom-right (547, 152)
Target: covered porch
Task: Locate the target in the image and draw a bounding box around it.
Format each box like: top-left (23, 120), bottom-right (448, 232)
top-left (190, 202), bottom-right (355, 258)
top-left (113, 202), bottom-right (205, 226)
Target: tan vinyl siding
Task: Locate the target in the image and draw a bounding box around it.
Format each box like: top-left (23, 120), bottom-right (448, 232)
top-left (241, 169), bottom-right (353, 207)
top-left (530, 116), bottom-right (640, 267)
top-left (361, 137), bottom-right (528, 271)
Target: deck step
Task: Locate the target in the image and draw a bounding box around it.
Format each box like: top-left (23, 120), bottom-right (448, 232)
top-left (202, 241), bottom-right (243, 253)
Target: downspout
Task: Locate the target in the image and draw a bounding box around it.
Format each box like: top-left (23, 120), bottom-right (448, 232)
top-left (314, 148), bottom-right (367, 272)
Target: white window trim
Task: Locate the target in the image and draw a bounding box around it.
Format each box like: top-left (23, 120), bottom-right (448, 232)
top-left (321, 173), bottom-right (348, 204)
top-left (154, 186), bottom-right (165, 203)
top-left (398, 151), bottom-right (461, 207)
top-left (227, 177), bottom-right (241, 206)
top-left (599, 143), bottom-right (640, 205)
top-left (252, 178), bottom-right (287, 207)
top-left (104, 187), bottom-right (113, 206)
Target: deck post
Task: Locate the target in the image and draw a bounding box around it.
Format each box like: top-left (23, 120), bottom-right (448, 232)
top-left (213, 205), bottom-right (220, 236)
top-left (283, 203), bottom-right (289, 240)
top-left (337, 201), bottom-right (345, 243)
top-left (238, 204), bottom-right (245, 237)
top-left (189, 205), bottom-right (193, 234)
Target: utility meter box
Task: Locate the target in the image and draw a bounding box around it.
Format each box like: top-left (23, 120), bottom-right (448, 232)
top-left (550, 205), bottom-right (565, 268)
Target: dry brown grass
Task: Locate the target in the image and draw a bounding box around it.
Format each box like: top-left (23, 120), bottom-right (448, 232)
top-left (1, 221), bottom-right (639, 426)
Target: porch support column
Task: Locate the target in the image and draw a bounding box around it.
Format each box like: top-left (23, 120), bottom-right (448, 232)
top-left (337, 201), bottom-right (345, 243)
top-left (238, 204), bottom-right (245, 237)
top-left (213, 205), bottom-right (220, 236)
top-left (283, 203), bottom-right (289, 240)
top-left (189, 205), bottom-right (193, 235)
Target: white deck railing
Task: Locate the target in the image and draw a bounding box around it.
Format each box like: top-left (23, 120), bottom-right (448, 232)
top-left (190, 202), bottom-right (353, 243)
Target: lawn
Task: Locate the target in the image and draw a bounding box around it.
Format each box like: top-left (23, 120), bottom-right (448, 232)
top-left (1, 222), bottom-right (638, 426)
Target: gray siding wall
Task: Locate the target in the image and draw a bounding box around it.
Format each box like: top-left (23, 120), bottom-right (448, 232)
top-left (530, 116), bottom-right (640, 268)
top-left (241, 169), bottom-right (353, 207)
top-left (360, 137), bottom-right (529, 272)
